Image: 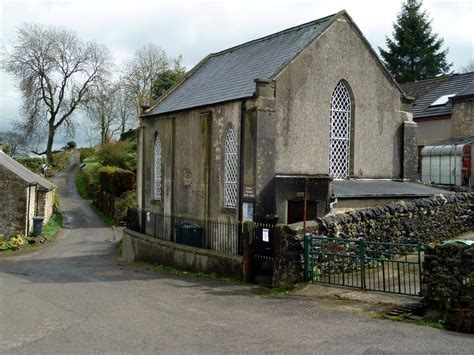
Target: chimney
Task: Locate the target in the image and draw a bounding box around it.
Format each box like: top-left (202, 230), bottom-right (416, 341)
top-left (0, 142), bottom-right (4, 152)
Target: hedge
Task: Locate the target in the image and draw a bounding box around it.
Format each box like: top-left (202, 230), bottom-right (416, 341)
top-left (98, 166), bottom-right (136, 197)
top-left (80, 148), bottom-right (95, 162)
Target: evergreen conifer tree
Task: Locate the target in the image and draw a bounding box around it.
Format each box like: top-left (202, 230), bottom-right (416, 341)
top-left (379, 0), bottom-right (452, 83)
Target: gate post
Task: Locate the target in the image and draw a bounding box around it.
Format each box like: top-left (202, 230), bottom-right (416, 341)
top-left (417, 243), bottom-right (423, 296)
top-left (359, 239), bottom-right (366, 290)
top-left (304, 234), bottom-right (311, 282)
top-left (242, 221), bottom-right (255, 282)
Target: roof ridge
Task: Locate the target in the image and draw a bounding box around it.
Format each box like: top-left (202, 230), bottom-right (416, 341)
top-left (403, 71), bottom-right (474, 86)
top-left (210, 13), bottom-right (337, 58)
top-left (401, 75), bottom-right (451, 86)
top-left (0, 151), bottom-right (54, 190)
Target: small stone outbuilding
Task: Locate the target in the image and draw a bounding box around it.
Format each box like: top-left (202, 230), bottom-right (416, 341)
top-left (0, 149), bottom-right (55, 239)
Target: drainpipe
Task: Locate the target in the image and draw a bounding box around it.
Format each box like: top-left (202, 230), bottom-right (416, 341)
top-left (329, 197), bottom-right (338, 214)
top-left (303, 177), bottom-right (308, 236)
top-left (26, 183), bottom-right (36, 236)
top-left (140, 125), bottom-right (146, 211)
top-left (238, 100), bottom-right (246, 223)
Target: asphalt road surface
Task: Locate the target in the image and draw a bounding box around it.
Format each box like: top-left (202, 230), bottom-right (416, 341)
top-left (1, 156), bottom-right (473, 354)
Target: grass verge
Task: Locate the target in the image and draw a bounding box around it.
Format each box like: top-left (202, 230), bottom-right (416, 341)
top-left (0, 211), bottom-right (63, 256)
top-left (43, 211), bottom-right (63, 241)
top-left (386, 314), bottom-right (445, 330)
top-left (75, 169), bottom-right (92, 200)
top-left (130, 261), bottom-right (241, 284)
top-left (90, 204), bottom-right (117, 227)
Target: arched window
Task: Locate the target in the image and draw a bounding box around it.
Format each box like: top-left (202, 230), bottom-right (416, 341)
top-left (224, 125), bottom-right (238, 208)
top-left (154, 134), bottom-right (162, 200)
top-left (329, 81), bottom-right (352, 179)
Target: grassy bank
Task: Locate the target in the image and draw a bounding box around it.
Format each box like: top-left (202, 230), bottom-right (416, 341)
top-left (0, 211), bottom-right (63, 255)
top-left (76, 169), bottom-right (92, 200)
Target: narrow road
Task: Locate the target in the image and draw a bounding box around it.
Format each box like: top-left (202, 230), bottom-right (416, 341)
top-left (1, 157), bottom-right (473, 354)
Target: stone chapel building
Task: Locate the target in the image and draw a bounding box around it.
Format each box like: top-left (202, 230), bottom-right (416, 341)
top-left (136, 10), bottom-right (431, 225)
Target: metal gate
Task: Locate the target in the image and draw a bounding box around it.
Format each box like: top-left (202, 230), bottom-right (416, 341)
top-left (304, 235), bottom-right (423, 296)
top-left (251, 224), bottom-right (275, 286)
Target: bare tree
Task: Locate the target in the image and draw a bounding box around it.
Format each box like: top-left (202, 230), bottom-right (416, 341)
top-left (1, 23), bottom-right (112, 163)
top-left (115, 82), bottom-right (136, 135)
top-left (0, 130), bottom-right (27, 156)
top-left (460, 60), bottom-right (474, 73)
top-left (77, 119), bottom-right (100, 148)
top-left (86, 81), bottom-right (121, 145)
top-left (122, 43), bottom-right (182, 117)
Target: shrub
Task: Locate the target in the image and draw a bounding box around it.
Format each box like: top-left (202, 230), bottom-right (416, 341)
top-left (48, 151), bottom-right (72, 176)
top-left (120, 128), bottom-right (137, 142)
top-left (98, 165), bottom-right (136, 197)
top-left (444, 309), bottom-right (474, 334)
top-left (2, 145), bottom-right (12, 155)
top-left (66, 141), bottom-right (77, 149)
top-left (96, 141), bottom-right (135, 170)
top-left (114, 191), bottom-right (137, 222)
top-left (0, 240), bottom-right (10, 251)
top-left (9, 234), bottom-right (28, 250)
top-left (15, 157), bottom-right (43, 174)
top-left (80, 147), bottom-right (95, 162)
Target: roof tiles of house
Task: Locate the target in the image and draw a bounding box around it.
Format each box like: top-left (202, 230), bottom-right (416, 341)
top-left (408, 72), bottom-right (474, 119)
top-left (0, 151), bottom-right (54, 191)
top-left (453, 81), bottom-right (474, 100)
top-left (145, 13), bottom-right (338, 116)
top-left (400, 75), bottom-right (450, 100)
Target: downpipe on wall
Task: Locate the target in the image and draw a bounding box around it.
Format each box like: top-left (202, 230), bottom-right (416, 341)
top-left (329, 197), bottom-right (338, 214)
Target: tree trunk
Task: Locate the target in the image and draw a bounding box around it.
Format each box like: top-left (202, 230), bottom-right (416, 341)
top-left (46, 123), bottom-right (56, 165)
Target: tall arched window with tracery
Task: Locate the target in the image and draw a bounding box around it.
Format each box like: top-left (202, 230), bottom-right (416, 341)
top-left (224, 125), bottom-right (238, 208)
top-left (154, 133), bottom-right (162, 200)
top-left (329, 81), bottom-right (352, 179)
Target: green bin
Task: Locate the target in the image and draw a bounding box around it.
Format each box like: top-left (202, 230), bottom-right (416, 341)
top-left (175, 223), bottom-right (203, 248)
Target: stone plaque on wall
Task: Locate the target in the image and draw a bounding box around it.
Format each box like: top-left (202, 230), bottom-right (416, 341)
top-left (243, 186), bottom-right (255, 199)
top-left (183, 168), bottom-right (193, 186)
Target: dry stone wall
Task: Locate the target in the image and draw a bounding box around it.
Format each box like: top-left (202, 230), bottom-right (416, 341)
top-left (0, 165), bottom-right (31, 239)
top-left (36, 189), bottom-right (54, 224)
top-left (273, 193), bottom-right (474, 286)
top-left (422, 243), bottom-right (474, 313)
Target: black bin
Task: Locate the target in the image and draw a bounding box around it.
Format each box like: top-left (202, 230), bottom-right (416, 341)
top-left (32, 216), bottom-right (45, 237)
top-left (175, 222), bottom-right (203, 248)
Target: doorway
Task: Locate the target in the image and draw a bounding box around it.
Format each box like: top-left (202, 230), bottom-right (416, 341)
top-left (287, 200), bottom-right (318, 224)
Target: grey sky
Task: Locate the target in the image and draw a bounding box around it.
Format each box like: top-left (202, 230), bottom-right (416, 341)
top-left (1, 0), bottom-right (473, 136)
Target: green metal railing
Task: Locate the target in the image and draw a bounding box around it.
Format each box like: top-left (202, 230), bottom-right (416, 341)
top-left (304, 235), bottom-right (423, 296)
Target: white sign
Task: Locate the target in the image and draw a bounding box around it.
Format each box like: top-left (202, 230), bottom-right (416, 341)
top-left (242, 202), bottom-right (254, 222)
top-left (262, 228), bottom-right (269, 242)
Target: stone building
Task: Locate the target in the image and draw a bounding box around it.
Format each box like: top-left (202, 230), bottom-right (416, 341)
top-left (401, 72), bottom-right (474, 147)
top-left (0, 149), bottom-right (55, 238)
top-left (137, 10), bottom-right (431, 225)
top-left (401, 72), bottom-right (474, 186)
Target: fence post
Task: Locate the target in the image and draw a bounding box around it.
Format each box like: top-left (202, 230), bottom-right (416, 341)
top-left (417, 243), bottom-right (423, 296)
top-left (359, 239), bottom-right (366, 290)
top-left (304, 234), bottom-right (311, 282)
top-left (242, 221), bottom-right (255, 282)
top-left (272, 224), bottom-right (283, 287)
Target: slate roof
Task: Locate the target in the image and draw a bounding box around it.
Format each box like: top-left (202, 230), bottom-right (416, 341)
top-left (145, 14), bottom-right (337, 116)
top-left (0, 151), bottom-right (54, 190)
top-left (333, 179), bottom-right (450, 199)
top-left (400, 76), bottom-right (450, 100)
top-left (453, 81), bottom-right (474, 100)
top-left (406, 72), bottom-right (474, 119)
